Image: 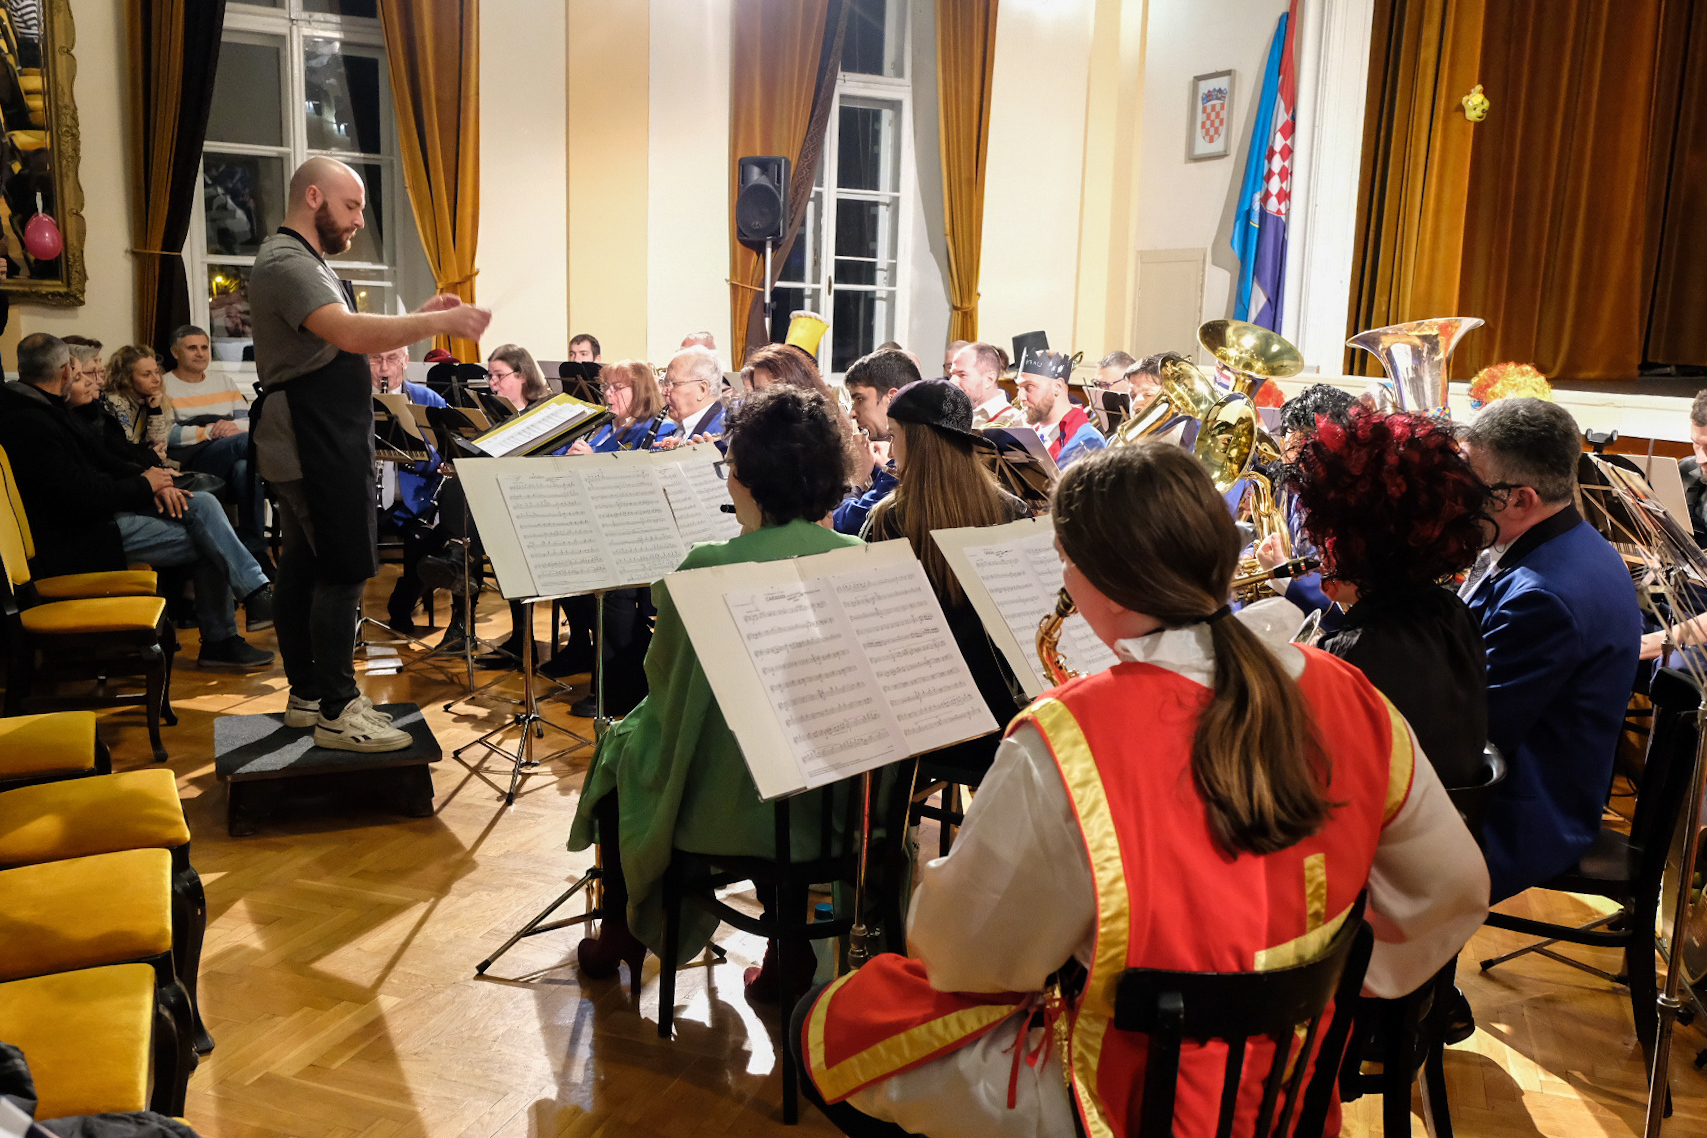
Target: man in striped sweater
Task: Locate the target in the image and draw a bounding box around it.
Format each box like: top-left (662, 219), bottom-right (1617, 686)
top-left (164, 324), bottom-right (265, 554)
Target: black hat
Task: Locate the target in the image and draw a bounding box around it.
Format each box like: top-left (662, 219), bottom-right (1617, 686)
top-left (886, 378), bottom-right (980, 441)
top-left (1019, 350), bottom-right (1073, 382)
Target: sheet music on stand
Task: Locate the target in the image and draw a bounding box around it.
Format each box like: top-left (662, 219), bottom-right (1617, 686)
top-left (979, 425), bottom-right (1058, 510)
top-left (373, 393), bottom-right (431, 464)
top-left (469, 393), bottom-right (609, 457)
top-left (933, 515), bottom-right (1119, 697)
top-left (668, 541), bottom-right (998, 800)
top-left (455, 442), bottom-right (740, 601)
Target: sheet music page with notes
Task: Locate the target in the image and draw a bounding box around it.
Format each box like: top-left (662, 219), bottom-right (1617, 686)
top-left (497, 472), bottom-right (610, 598)
top-left (654, 445), bottom-right (742, 545)
top-left (934, 516), bottom-right (1119, 697)
top-left (669, 541), bottom-right (997, 799)
top-left (580, 463), bottom-right (688, 584)
top-left (471, 395), bottom-right (598, 456)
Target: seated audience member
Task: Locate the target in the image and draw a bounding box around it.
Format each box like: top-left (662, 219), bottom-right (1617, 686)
top-left (486, 343), bottom-right (553, 413)
top-left (832, 348), bottom-right (910, 535)
top-left (1679, 388), bottom-right (1707, 547)
top-left (941, 338), bottom-right (968, 380)
top-left (569, 333), bottom-right (602, 363)
top-left (948, 341), bottom-right (1023, 429)
top-left (863, 378), bottom-right (1029, 725)
top-left (566, 359), bottom-right (679, 453)
top-left (1291, 408), bottom-right (1493, 789)
top-left (796, 442), bottom-right (1489, 1138)
top-left (567, 386), bottom-right (860, 997)
top-left (1016, 349), bottom-right (1106, 468)
top-left (655, 347), bottom-right (725, 446)
top-left (1460, 397), bottom-right (1642, 901)
top-left (1, 334), bottom-right (274, 669)
top-left (1092, 350), bottom-right (1135, 391)
top-left (101, 344), bottom-right (173, 464)
top-left (1256, 382), bottom-right (1361, 618)
top-left (679, 331), bottom-right (716, 350)
top-left (163, 323), bottom-right (264, 551)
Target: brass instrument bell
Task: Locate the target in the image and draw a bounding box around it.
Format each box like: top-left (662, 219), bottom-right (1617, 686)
top-left (1199, 319), bottom-right (1305, 403)
top-left (1109, 356), bottom-right (1222, 447)
top-left (1346, 317), bottom-right (1484, 417)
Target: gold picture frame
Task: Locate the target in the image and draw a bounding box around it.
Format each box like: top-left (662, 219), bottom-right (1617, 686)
top-left (0, 0), bottom-right (84, 306)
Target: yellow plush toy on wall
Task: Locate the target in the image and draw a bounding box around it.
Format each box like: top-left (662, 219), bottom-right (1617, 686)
top-left (1461, 84), bottom-right (1490, 122)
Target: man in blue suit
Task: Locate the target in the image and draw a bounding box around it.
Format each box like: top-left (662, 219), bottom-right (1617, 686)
top-left (1461, 398), bottom-right (1641, 902)
top-left (371, 347), bottom-right (448, 632)
top-left (656, 346), bottom-right (725, 446)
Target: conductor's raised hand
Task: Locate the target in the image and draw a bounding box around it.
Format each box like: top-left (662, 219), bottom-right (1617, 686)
top-left (416, 294), bottom-right (464, 314)
top-left (439, 303), bottom-right (492, 342)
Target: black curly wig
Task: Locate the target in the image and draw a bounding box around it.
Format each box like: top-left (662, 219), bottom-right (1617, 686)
top-left (724, 385), bottom-right (850, 525)
top-left (1289, 407), bottom-right (1492, 595)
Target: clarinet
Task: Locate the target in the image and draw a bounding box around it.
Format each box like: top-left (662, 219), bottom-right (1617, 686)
top-left (622, 413), bottom-right (668, 451)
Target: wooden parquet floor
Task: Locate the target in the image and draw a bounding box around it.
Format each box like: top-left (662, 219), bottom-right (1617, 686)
top-left (76, 571), bottom-right (1707, 1137)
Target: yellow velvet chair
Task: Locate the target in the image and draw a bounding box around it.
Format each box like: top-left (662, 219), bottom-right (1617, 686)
top-left (0, 449), bottom-right (157, 601)
top-left (0, 848), bottom-right (208, 1059)
top-left (0, 709), bottom-right (110, 791)
top-left (0, 464), bottom-right (177, 762)
top-left (0, 964), bottom-right (191, 1118)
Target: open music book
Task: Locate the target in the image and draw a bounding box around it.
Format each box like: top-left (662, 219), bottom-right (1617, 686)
top-left (470, 392), bottom-right (608, 457)
top-left (455, 442), bottom-right (741, 601)
top-left (668, 540), bottom-right (999, 800)
top-left (933, 515), bottom-right (1120, 698)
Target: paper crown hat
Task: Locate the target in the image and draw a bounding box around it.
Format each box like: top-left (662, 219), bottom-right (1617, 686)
top-left (1019, 349), bottom-right (1074, 381)
top-left (785, 310), bottom-right (829, 356)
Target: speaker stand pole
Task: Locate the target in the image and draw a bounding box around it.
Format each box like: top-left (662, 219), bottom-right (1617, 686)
top-left (763, 237), bottom-right (774, 343)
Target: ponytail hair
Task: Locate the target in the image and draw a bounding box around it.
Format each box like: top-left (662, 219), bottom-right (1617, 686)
top-left (1051, 443), bottom-right (1334, 857)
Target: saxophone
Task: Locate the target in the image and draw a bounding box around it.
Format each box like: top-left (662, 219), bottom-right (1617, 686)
top-left (1035, 587), bottom-right (1080, 686)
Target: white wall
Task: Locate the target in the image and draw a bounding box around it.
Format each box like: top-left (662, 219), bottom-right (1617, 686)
top-left (977, 0), bottom-right (1098, 354)
top-left (647, 0), bottom-right (732, 368)
top-left (8, 0), bottom-right (135, 356)
top-left (1135, 0), bottom-right (1288, 337)
top-left (479, 0), bottom-right (569, 358)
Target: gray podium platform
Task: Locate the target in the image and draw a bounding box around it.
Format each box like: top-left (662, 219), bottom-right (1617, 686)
top-left (214, 703), bottom-right (441, 836)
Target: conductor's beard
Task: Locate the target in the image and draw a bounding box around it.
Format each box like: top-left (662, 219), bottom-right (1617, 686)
top-left (315, 202), bottom-right (358, 255)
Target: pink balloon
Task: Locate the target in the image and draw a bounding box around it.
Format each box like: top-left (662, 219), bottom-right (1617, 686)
top-left (24, 212), bottom-right (61, 260)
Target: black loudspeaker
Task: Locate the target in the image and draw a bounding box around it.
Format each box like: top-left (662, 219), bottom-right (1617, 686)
top-left (736, 155), bottom-right (790, 243)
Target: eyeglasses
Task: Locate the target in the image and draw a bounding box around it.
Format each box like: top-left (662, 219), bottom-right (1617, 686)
top-left (658, 379), bottom-right (708, 391)
top-left (488, 368), bottom-right (516, 382)
top-left (598, 382), bottom-right (631, 396)
top-left (712, 460), bottom-right (729, 481)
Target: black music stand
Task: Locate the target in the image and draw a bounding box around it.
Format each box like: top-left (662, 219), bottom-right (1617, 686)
top-left (979, 425), bottom-right (1058, 510)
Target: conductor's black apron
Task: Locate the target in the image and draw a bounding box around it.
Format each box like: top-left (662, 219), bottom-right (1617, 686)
top-left (251, 230), bottom-right (378, 584)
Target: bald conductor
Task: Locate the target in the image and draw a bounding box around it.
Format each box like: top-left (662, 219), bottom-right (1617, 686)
top-left (249, 157), bottom-right (490, 753)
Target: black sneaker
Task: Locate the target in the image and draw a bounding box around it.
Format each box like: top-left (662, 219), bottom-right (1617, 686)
top-left (197, 635), bottom-right (275, 672)
top-left (244, 585), bottom-right (274, 632)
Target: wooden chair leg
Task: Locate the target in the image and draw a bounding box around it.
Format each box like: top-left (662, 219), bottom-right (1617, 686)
top-left (170, 862), bottom-right (214, 1055)
top-left (1626, 913), bottom-right (1660, 1089)
top-left (160, 641), bottom-right (178, 727)
top-left (149, 991), bottom-right (189, 1117)
top-left (1420, 1040), bottom-right (1453, 1138)
top-left (658, 867), bottom-right (680, 1040)
top-left (142, 644), bottom-right (168, 763)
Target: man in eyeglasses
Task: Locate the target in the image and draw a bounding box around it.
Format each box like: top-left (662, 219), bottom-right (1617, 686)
top-left (1459, 397), bottom-right (1640, 904)
top-left (654, 347), bottom-right (725, 449)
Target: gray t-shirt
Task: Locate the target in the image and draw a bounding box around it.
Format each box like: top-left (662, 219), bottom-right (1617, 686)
top-left (247, 229), bottom-right (350, 482)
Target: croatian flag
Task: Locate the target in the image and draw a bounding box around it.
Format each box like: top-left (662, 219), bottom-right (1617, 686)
top-left (1232, 2), bottom-right (1298, 331)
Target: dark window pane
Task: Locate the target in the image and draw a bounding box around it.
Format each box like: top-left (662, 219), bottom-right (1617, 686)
top-left (207, 264), bottom-right (253, 345)
top-left (835, 199), bottom-right (880, 260)
top-left (833, 290), bottom-right (879, 373)
top-left (207, 39), bottom-right (284, 147)
top-left (336, 271), bottom-right (393, 314)
top-left (838, 105), bottom-right (883, 191)
top-left (203, 153), bottom-right (285, 256)
top-left (779, 235), bottom-right (807, 282)
top-left (303, 0), bottom-right (380, 17)
top-left (305, 40), bottom-right (384, 154)
top-left (841, 0), bottom-right (891, 76)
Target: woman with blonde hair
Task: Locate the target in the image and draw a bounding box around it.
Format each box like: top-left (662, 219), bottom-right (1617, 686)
top-left (104, 344), bottom-right (174, 462)
top-left (566, 359), bottom-right (677, 453)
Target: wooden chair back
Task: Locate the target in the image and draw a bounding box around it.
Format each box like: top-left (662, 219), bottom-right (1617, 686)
top-left (1112, 911), bottom-right (1373, 1138)
top-left (0, 446), bottom-right (34, 559)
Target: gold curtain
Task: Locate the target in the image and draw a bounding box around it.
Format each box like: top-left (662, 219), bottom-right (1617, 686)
top-left (728, 0), bottom-right (831, 365)
top-left (1344, 0), bottom-right (1484, 375)
top-left (1641, 0), bottom-right (1707, 368)
top-left (127, 0), bottom-right (226, 356)
top-left (378, 0), bottom-right (481, 361)
top-left (1455, 0), bottom-right (1666, 379)
top-left (936, 0), bottom-right (1000, 343)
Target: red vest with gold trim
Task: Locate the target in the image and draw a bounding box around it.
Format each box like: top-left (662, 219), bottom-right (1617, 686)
top-left (803, 647), bottom-right (1412, 1137)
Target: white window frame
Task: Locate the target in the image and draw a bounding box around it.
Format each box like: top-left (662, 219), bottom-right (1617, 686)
top-left (186, 1), bottom-right (410, 348)
top-left (776, 0), bottom-right (917, 380)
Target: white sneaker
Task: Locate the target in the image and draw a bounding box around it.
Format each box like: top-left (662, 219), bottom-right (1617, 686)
top-left (283, 693), bottom-right (320, 729)
top-left (314, 695), bottom-right (412, 753)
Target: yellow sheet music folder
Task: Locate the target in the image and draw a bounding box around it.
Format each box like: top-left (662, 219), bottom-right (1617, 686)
top-left (470, 392), bottom-right (607, 457)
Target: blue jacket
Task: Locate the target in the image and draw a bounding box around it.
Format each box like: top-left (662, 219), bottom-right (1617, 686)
top-left (1469, 507), bottom-right (1641, 901)
top-left (582, 415), bottom-right (680, 453)
top-left (833, 463), bottom-right (898, 535)
top-left (671, 401), bottom-right (725, 442)
top-left (1048, 408), bottom-right (1107, 470)
top-left (392, 381), bottom-right (447, 520)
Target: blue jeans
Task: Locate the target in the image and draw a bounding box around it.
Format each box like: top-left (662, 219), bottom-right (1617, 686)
top-left (116, 493), bottom-right (270, 644)
top-left (175, 431), bottom-right (264, 549)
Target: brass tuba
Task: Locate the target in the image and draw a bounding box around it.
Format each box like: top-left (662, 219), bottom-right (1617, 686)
top-left (1346, 317), bottom-right (1484, 417)
top-left (1199, 319), bottom-right (1305, 403)
top-left (1108, 355), bottom-right (1222, 447)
